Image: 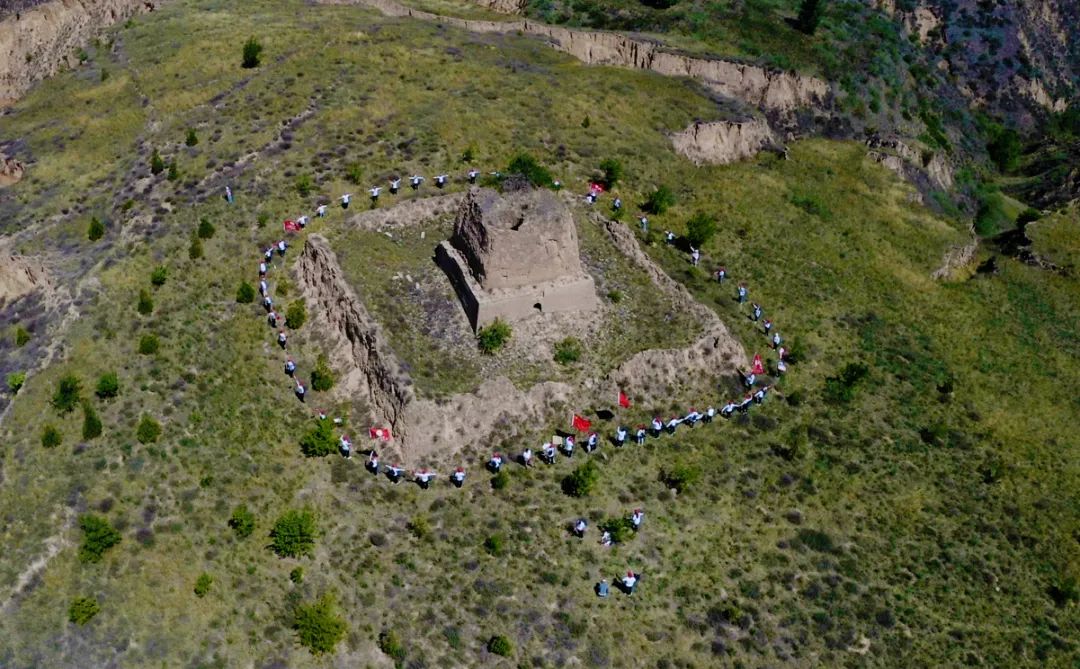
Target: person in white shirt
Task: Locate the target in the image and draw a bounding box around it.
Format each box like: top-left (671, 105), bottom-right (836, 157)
top-left (772, 332), bottom-right (782, 349)
top-left (739, 393), bottom-right (753, 413)
top-left (563, 436), bottom-right (575, 457)
top-left (340, 193), bottom-right (351, 209)
top-left (414, 469), bottom-right (436, 489)
top-left (651, 417), bottom-right (663, 438)
top-left (316, 204), bottom-right (328, 217)
top-left (521, 448), bottom-right (533, 467)
top-left (613, 197), bottom-right (622, 211)
top-left (488, 452), bottom-right (503, 473)
top-left (259, 279), bottom-right (268, 296)
top-left (691, 247), bottom-right (700, 266)
top-left (264, 246), bottom-right (274, 262)
top-left (369, 186), bottom-right (381, 203)
top-left (263, 295), bottom-right (273, 312)
top-left (294, 379), bottom-right (306, 402)
top-left (665, 416), bottom-right (681, 435)
top-left (277, 329), bottom-right (287, 347)
top-left (630, 509), bottom-right (644, 530)
top-left (635, 426), bottom-right (646, 445)
top-left (703, 406), bottom-right (716, 423)
top-left (339, 434), bottom-right (352, 458)
top-left (721, 400), bottom-right (736, 417)
top-left (776, 359), bottom-right (787, 375)
top-left (386, 463), bottom-right (405, 482)
top-left (467, 169), bottom-right (479, 183)
top-left (586, 432), bottom-right (599, 453)
top-left (744, 371), bottom-right (756, 388)
top-left (573, 519), bottom-right (587, 537)
top-left (277, 239), bottom-right (287, 256)
top-left (389, 178), bottom-right (401, 194)
top-left (367, 450), bottom-right (380, 474)
top-left (451, 467), bottom-right (466, 487)
top-left (754, 386), bottom-right (769, 404)
top-left (542, 443), bottom-right (557, 464)
top-left (268, 311), bottom-right (279, 328)
top-left (410, 175), bottom-right (424, 190)
top-left (259, 262), bottom-right (267, 277)
top-left (599, 532), bottom-right (612, 547)
top-left (284, 358), bottom-right (296, 376)
top-left (620, 571), bottom-right (638, 594)
top-left (615, 426), bottom-right (628, 447)
top-left (684, 408), bottom-right (701, 426)
top-left (435, 174), bottom-right (449, 188)
top-left (297, 215), bottom-right (309, 229)
top-left (737, 283), bottom-right (748, 303)
top-left (639, 215), bottom-right (648, 232)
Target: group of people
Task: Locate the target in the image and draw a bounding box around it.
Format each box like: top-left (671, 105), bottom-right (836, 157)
top-left (240, 164), bottom-right (797, 601)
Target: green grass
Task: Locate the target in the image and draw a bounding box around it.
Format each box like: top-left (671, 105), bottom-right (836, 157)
top-left (0, 1), bottom-right (1076, 668)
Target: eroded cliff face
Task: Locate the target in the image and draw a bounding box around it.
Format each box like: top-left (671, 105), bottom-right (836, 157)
top-left (0, 0), bottom-right (156, 106)
top-left (866, 135), bottom-right (954, 193)
top-left (670, 118), bottom-right (779, 165)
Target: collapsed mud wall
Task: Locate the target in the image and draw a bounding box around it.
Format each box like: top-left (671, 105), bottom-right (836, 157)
top-left (671, 118), bottom-right (780, 165)
top-left (325, 0), bottom-right (830, 116)
top-left (0, 0), bottom-right (157, 106)
top-left (295, 235), bottom-right (415, 439)
top-left (865, 135), bottom-right (954, 194)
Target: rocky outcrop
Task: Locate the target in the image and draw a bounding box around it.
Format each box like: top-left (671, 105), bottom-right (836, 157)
top-left (326, 0), bottom-right (830, 115)
top-left (931, 226), bottom-right (978, 280)
top-left (471, 0), bottom-right (525, 13)
top-left (0, 0), bottom-right (157, 106)
top-left (866, 135), bottom-right (954, 193)
top-left (671, 118), bottom-right (780, 165)
top-left (0, 250), bottom-right (49, 305)
top-left (0, 153), bottom-right (24, 186)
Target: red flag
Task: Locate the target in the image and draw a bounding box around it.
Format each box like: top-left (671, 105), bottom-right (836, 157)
top-left (618, 391), bottom-right (630, 409)
top-left (283, 220), bottom-right (301, 232)
top-left (751, 354), bottom-right (765, 375)
top-left (369, 427), bottom-right (392, 442)
top-left (572, 414), bottom-right (591, 433)
top-left (588, 182), bottom-right (605, 193)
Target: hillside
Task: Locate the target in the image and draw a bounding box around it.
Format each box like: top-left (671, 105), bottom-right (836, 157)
top-left (0, 0), bottom-right (1077, 667)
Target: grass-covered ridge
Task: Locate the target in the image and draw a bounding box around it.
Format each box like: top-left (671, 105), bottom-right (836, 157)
top-left (0, 0), bottom-right (1076, 667)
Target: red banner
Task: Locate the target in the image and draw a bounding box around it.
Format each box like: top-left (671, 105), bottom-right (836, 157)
top-left (618, 391), bottom-right (630, 409)
top-left (572, 414), bottom-right (591, 433)
top-left (369, 427), bottom-right (392, 442)
top-left (283, 220), bottom-right (301, 232)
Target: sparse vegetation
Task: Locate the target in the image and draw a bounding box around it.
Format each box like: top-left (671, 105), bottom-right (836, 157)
top-left (193, 573), bottom-right (213, 598)
top-left (378, 630), bottom-right (407, 666)
top-left (197, 217), bottom-right (216, 239)
top-left (14, 325), bottom-right (31, 347)
top-left (136, 414), bottom-right (161, 443)
top-left (150, 148), bottom-right (165, 175)
top-left (150, 265), bottom-right (168, 287)
top-left (137, 289), bottom-right (154, 315)
top-left (7, 371), bottom-right (26, 394)
top-left (477, 319), bottom-right (511, 354)
top-left (229, 505), bottom-right (256, 539)
top-left (68, 597), bottom-right (100, 625)
top-left (138, 334), bottom-right (160, 355)
top-left (188, 232), bottom-right (204, 260)
top-left (185, 128), bottom-right (199, 146)
top-left (41, 424), bottom-right (62, 449)
top-left (553, 337), bottom-right (582, 365)
top-left (345, 163), bottom-right (363, 185)
top-left (82, 402), bottom-right (102, 440)
top-left (796, 0), bottom-right (825, 35)
top-left (295, 174), bottom-right (313, 197)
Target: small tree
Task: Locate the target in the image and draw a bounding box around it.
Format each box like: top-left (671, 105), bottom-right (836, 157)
top-left (137, 289), bottom-right (154, 315)
top-left (285, 300), bottom-right (307, 329)
top-left (271, 509), bottom-right (318, 558)
top-left (345, 163), bottom-right (363, 185)
top-left (299, 419), bottom-right (337, 457)
top-left (553, 337), bottom-right (582, 365)
top-left (293, 593), bottom-right (347, 655)
top-left (600, 517), bottom-right (635, 544)
top-left (796, 0), bottom-right (825, 35)
top-left (598, 158), bottom-right (623, 190)
top-left (378, 630), bottom-right (407, 666)
top-left (14, 325), bottom-right (31, 347)
top-left (487, 635), bottom-right (513, 657)
top-left (136, 414), bottom-right (161, 443)
top-left (197, 217), bottom-right (216, 239)
top-left (150, 265), bottom-right (168, 287)
top-left (138, 334), bottom-right (159, 355)
top-left (562, 460), bottom-right (600, 497)
top-left (95, 372), bottom-right (119, 399)
top-left (82, 402), bottom-right (103, 440)
top-left (660, 464), bottom-right (701, 493)
top-left (41, 424), bottom-right (63, 449)
top-left (461, 145), bottom-right (476, 162)
top-left (229, 505), bottom-right (256, 539)
top-left (194, 573), bottom-right (213, 598)
top-left (7, 371), bottom-right (26, 394)
top-left (987, 127), bottom-right (1021, 173)
top-left (643, 185), bottom-right (675, 215)
top-left (87, 217), bottom-right (105, 241)
top-left (310, 356), bottom-right (335, 392)
top-left (150, 148), bottom-right (165, 175)
top-left (236, 281), bottom-right (256, 303)
top-left (167, 160), bottom-right (179, 181)
top-left (52, 374), bottom-right (82, 414)
top-left (78, 514), bottom-right (121, 563)
top-left (295, 174), bottom-right (313, 197)
top-left (188, 233), bottom-right (204, 260)
top-left (242, 36), bottom-right (263, 68)
top-left (68, 597), bottom-right (100, 625)
top-left (477, 319), bottom-right (511, 354)
top-left (506, 153), bottom-right (554, 188)
top-left (185, 128), bottom-right (199, 146)
top-left (290, 567), bottom-right (304, 583)
top-left (685, 211), bottom-right (718, 248)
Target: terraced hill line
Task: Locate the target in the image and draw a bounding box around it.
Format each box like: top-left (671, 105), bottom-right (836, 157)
top-left (320, 0), bottom-right (831, 116)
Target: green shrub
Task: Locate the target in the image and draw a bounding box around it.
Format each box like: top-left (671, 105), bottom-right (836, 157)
top-left (150, 265), bottom-right (167, 287)
top-left (791, 191), bottom-right (832, 220)
top-left (196, 217), bottom-right (215, 239)
top-left (194, 573), bottom-right (213, 598)
top-left (660, 464), bottom-right (701, 493)
top-left (299, 419), bottom-right (336, 457)
top-left (41, 424), bottom-right (62, 449)
top-left (598, 158), bottom-right (623, 189)
top-left (82, 402), bottom-right (102, 440)
top-left (407, 515), bottom-right (432, 541)
top-left (491, 470), bottom-right (510, 490)
top-left (487, 635), bottom-right (513, 657)
top-left (823, 362), bottom-right (869, 404)
top-left (975, 188), bottom-right (1010, 236)
top-left (167, 160), bottom-right (178, 181)
top-left (290, 566), bottom-right (304, 584)
top-left (607, 289), bottom-right (623, 303)
top-left (483, 534), bottom-right (505, 556)
top-left (87, 217), bottom-right (105, 241)
top-left (345, 163), bottom-right (363, 185)
top-left (796, 0), bottom-right (824, 34)
top-left (51, 374), bottom-right (82, 414)
top-left (236, 281), bottom-right (255, 303)
top-left (379, 630), bottom-right (407, 666)
top-left (229, 505), bottom-right (256, 539)
top-left (553, 337), bottom-right (582, 365)
top-left (95, 372), bottom-right (119, 399)
top-left (1016, 208), bottom-right (1041, 226)
top-left (987, 127), bottom-right (1021, 172)
top-left (78, 514), bottom-right (121, 563)
top-left (68, 597), bottom-right (100, 625)
top-left (506, 153), bottom-right (554, 188)
top-left (136, 414), bottom-right (161, 443)
top-left (581, 115), bottom-right (591, 128)
top-left (150, 148), bottom-right (165, 175)
top-left (310, 356), bottom-right (335, 392)
top-left (685, 211), bottom-right (718, 247)
top-left (14, 325), bottom-right (31, 347)
top-left (643, 185), bottom-right (675, 215)
top-left (241, 36), bottom-right (263, 68)
top-left (796, 528), bottom-right (835, 553)
top-left (562, 460), bottom-right (600, 497)
top-left (6, 371), bottom-right (26, 394)
top-left (461, 145), bottom-right (476, 162)
top-left (271, 509), bottom-right (318, 558)
top-left (285, 300), bottom-right (306, 329)
top-left (600, 517), bottom-right (635, 544)
top-left (188, 233), bottom-right (203, 260)
top-left (477, 319), bottom-right (511, 354)
top-left (185, 128), bottom-right (199, 146)
top-left (100, 68), bottom-right (109, 82)
top-left (138, 334), bottom-right (159, 355)
top-left (294, 593), bottom-right (347, 654)
top-left (295, 174), bottom-right (313, 197)
top-left (137, 289), bottom-right (154, 315)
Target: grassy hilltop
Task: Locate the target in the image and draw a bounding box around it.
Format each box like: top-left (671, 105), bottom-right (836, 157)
top-left (0, 0), bottom-right (1077, 667)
